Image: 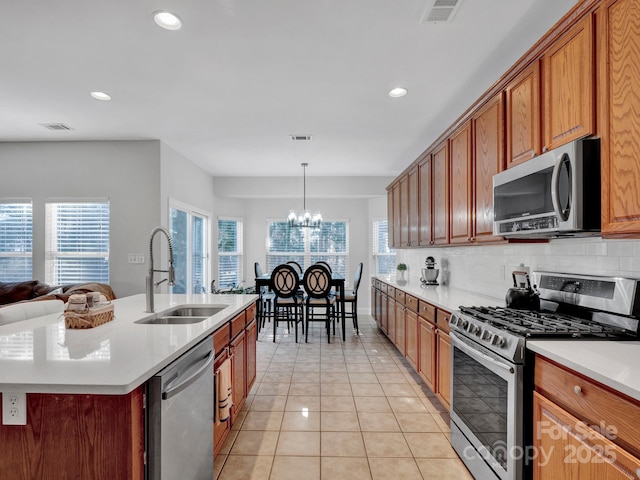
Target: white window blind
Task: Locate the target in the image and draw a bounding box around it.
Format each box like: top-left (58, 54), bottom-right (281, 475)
top-left (0, 202), bottom-right (33, 282)
top-left (372, 218), bottom-right (396, 275)
top-left (266, 220), bottom-right (349, 278)
top-left (218, 218), bottom-right (243, 289)
top-left (45, 202), bottom-right (110, 285)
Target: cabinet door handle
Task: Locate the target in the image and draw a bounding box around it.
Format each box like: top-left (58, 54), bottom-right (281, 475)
top-left (531, 151), bottom-right (536, 158)
top-left (573, 385), bottom-right (582, 396)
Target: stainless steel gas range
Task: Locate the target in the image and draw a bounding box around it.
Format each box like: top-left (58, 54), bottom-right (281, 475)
top-left (448, 272), bottom-right (640, 480)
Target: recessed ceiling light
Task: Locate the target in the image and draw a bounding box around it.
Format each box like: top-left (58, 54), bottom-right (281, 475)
top-left (153, 11), bottom-right (182, 31)
top-left (389, 87), bottom-right (408, 98)
top-left (90, 91), bottom-right (111, 101)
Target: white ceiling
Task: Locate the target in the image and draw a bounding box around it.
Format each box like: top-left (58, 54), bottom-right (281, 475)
top-left (1, 0), bottom-right (578, 178)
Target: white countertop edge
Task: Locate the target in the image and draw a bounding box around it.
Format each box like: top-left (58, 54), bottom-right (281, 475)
top-left (0, 293), bottom-right (258, 396)
top-left (527, 339), bottom-right (640, 402)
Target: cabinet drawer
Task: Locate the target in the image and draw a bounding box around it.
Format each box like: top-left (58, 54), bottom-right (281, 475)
top-left (213, 324), bottom-right (230, 355)
top-left (405, 294), bottom-right (418, 313)
top-left (436, 309), bottom-right (451, 333)
top-left (395, 290), bottom-right (406, 304)
top-left (231, 311), bottom-right (246, 339)
top-left (381, 283), bottom-right (388, 295)
top-left (245, 303), bottom-right (256, 324)
top-left (535, 355), bottom-right (640, 457)
top-left (418, 301), bottom-right (436, 323)
top-left (387, 286), bottom-right (395, 297)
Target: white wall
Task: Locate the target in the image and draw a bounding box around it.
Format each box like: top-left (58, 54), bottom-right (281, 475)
top-left (0, 140), bottom-right (220, 299)
top-left (213, 176), bottom-right (395, 310)
top-left (396, 237), bottom-right (640, 301)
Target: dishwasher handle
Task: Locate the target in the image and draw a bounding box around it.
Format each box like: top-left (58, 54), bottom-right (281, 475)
top-left (162, 349), bottom-right (215, 400)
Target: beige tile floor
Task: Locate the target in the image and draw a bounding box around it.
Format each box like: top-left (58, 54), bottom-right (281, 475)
top-left (215, 314), bottom-right (474, 480)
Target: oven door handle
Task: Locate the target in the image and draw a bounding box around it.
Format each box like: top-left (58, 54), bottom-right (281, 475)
top-left (450, 331), bottom-right (514, 374)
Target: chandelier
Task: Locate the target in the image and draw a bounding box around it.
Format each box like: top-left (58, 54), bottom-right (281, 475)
top-left (287, 162), bottom-right (322, 228)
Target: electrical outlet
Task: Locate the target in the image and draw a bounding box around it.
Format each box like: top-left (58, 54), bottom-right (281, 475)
top-left (128, 253), bottom-right (145, 264)
top-left (2, 392), bottom-right (26, 425)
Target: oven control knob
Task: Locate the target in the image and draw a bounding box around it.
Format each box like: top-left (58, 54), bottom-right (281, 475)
top-left (491, 335), bottom-right (505, 347)
top-left (481, 330), bottom-right (493, 342)
top-left (466, 323), bottom-right (480, 335)
top-left (457, 318), bottom-right (468, 329)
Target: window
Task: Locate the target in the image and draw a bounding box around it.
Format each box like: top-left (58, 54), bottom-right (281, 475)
top-left (170, 203), bottom-right (210, 294)
top-left (218, 218), bottom-right (244, 289)
top-left (45, 201), bottom-right (110, 285)
top-left (0, 202), bottom-right (33, 282)
top-left (266, 220), bottom-right (349, 278)
top-left (372, 218), bottom-right (396, 275)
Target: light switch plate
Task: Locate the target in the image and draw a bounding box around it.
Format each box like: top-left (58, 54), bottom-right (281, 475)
top-left (128, 253), bottom-right (145, 264)
top-left (2, 392), bottom-right (27, 425)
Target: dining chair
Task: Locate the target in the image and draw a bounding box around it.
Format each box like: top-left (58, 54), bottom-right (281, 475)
top-left (270, 264), bottom-right (304, 342)
top-left (302, 264), bottom-right (336, 343)
top-left (315, 261), bottom-right (332, 273)
top-left (336, 262), bottom-right (363, 334)
top-left (254, 262), bottom-right (274, 331)
top-left (286, 261), bottom-right (303, 274)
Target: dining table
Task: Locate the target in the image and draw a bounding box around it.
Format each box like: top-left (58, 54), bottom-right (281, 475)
top-left (255, 272), bottom-right (346, 341)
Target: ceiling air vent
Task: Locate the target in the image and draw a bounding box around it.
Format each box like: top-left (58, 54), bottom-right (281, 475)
top-left (290, 134), bottom-right (312, 141)
top-left (420, 0), bottom-right (464, 24)
top-left (39, 123), bottom-right (74, 131)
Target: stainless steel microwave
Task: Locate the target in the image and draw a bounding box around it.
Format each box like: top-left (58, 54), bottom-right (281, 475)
top-left (492, 138), bottom-right (601, 238)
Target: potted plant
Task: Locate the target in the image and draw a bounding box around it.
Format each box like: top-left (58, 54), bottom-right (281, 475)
top-left (396, 263), bottom-right (408, 282)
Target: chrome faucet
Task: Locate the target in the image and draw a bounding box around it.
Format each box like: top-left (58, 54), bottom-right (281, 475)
top-left (146, 227), bottom-right (176, 313)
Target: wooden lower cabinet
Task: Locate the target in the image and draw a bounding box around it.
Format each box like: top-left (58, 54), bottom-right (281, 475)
top-left (405, 309), bottom-right (418, 370)
top-left (533, 392), bottom-right (640, 479)
top-left (214, 347), bottom-right (231, 456)
top-left (418, 317), bottom-right (436, 391)
top-left (246, 318), bottom-right (257, 393)
top-left (231, 330), bottom-right (246, 423)
top-left (0, 389), bottom-right (144, 480)
top-left (436, 329), bottom-right (451, 409)
top-left (387, 297), bottom-right (396, 345)
top-left (395, 303), bottom-right (406, 355)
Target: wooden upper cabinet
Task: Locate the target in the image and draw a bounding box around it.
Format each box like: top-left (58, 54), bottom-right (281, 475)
top-left (449, 122), bottom-right (473, 244)
top-left (418, 155), bottom-right (432, 246)
top-left (506, 61), bottom-right (541, 168)
top-left (599, 0), bottom-right (640, 236)
top-left (408, 166), bottom-right (419, 247)
top-left (543, 15), bottom-right (595, 151)
top-left (399, 176), bottom-right (409, 247)
top-left (392, 182), bottom-right (401, 248)
top-left (386, 187), bottom-right (395, 248)
top-left (432, 143), bottom-right (450, 245)
top-left (472, 93), bottom-right (505, 242)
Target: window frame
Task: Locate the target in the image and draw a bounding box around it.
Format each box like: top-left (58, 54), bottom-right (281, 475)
top-left (169, 199), bottom-right (211, 294)
top-left (265, 218), bottom-right (350, 278)
top-left (372, 217), bottom-right (396, 275)
top-left (217, 216), bottom-right (244, 289)
top-left (45, 199), bottom-right (110, 285)
top-left (0, 199), bottom-right (33, 282)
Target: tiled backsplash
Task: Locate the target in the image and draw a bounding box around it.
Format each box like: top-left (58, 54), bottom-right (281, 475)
top-left (396, 237), bottom-right (640, 299)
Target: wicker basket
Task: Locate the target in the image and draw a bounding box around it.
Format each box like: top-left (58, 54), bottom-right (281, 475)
top-left (64, 303), bottom-right (114, 329)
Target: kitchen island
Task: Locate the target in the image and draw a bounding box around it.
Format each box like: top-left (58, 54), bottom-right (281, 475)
top-left (0, 293), bottom-right (258, 480)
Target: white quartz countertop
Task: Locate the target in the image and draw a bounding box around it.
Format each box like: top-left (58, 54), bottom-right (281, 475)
top-left (373, 275), bottom-right (504, 313)
top-left (0, 293), bottom-right (257, 395)
top-left (375, 275), bottom-right (640, 402)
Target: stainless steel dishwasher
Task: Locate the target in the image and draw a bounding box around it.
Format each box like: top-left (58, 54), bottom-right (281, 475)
top-left (147, 335), bottom-right (214, 480)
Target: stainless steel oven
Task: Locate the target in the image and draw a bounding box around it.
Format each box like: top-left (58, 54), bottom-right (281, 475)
top-left (450, 331), bottom-right (523, 480)
top-left (450, 272), bottom-right (640, 480)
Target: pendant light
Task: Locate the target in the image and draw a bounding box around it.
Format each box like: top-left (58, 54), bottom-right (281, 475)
top-left (287, 163), bottom-right (322, 228)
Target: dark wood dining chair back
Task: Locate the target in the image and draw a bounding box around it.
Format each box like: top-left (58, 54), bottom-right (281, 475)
top-left (269, 263), bottom-right (304, 342)
top-left (337, 262), bottom-right (363, 335)
top-left (270, 264), bottom-right (301, 298)
top-left (254, 261), bottom-right (264, 278)
top-left (315, 261), bottom-right (332, 273)
top-left (286, 261), bottom-right (303, 274)
top-left (303, 264), bottom-right (336, 343)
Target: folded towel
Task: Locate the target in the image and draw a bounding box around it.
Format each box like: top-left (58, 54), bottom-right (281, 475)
top-left (216, 358), bottom-right (233, 424)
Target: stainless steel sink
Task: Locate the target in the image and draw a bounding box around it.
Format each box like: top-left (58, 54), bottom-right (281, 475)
top-left (137, 316), bottom-right (210, 325)
top-left (135, 305), bottom-right (227, 325)
top-left (163, 306), bottom-right (226, 317)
